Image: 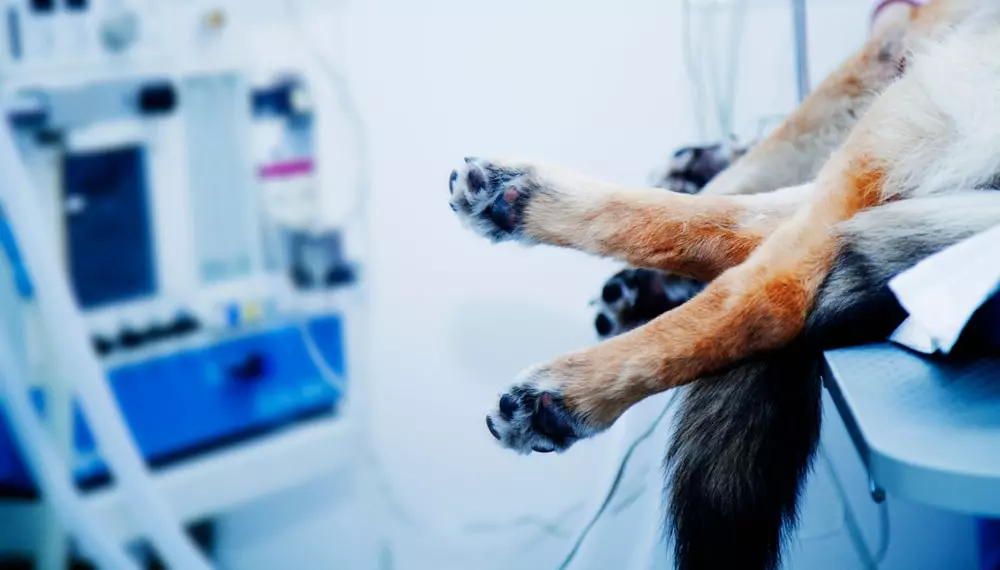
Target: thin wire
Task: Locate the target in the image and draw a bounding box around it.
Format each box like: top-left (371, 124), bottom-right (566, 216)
top-left (682, 0), bottom-right (749, 141)
top-left (682, 0), bottom-right (708, 140)
top-left (283, 0), bottom-right (590, 543)
top-left (818, 445), bottom-right (891, 568)
top-left (286, 2), bottom-right (686, 561)
top-left (556, 392), bottom-right (681, 570)
top-left (284, 0), bottom-right (372, 234)
top-left (718, 0), bottom-right (749, 136)
top-left (297, 322), bottom-right (347, 394)
top-left (873, 500), bottom-right (891, 566)
top-left (298, 313), bottom-right (589, 540)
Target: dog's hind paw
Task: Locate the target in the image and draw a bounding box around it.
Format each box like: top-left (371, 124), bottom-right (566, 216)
top-left (593, 268), bottom-right (705, 339)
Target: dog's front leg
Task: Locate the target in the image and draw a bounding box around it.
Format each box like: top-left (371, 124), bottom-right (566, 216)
top-left (448, 158), bottom-right (810, 281)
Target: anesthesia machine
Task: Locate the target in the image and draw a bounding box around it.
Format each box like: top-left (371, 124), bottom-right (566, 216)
top-left (0, 1), bottom-right (366, 568)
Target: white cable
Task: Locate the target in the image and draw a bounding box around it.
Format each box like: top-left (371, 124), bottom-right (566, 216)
top-left (556, 392), bottom-right (681, 570)
top-left (287, 2), bottom-right (682, 561)
top-left (0, 109), bottom-right (214, 570)
top-left (298, 317), bottom-right (585, 543)
top-left (682, 0), bottom-right (709, 140)
top-left (0, 317), bottom-right (139, 570)
top-left (306, 314), bottom-right (680, 556)
top-left (284, 0), bottom-right (373, 235)
top-left (297, 322), bottom-right (347, 395)
top-left (283, 0), bottom-right (594, 546)
top-left (297, 286), bottom-right (676, 552)
top-left (818, 444), bottom-right (891, 568)
top-left (717, 0), bottom-right (749, 138)
top-left (872, 500), bottom-right (890, 565)
top-left (682, 0), bottom-right (749, 141)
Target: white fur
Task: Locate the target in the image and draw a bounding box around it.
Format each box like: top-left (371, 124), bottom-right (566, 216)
top-left (877, 12), bottom-right (1000, 198)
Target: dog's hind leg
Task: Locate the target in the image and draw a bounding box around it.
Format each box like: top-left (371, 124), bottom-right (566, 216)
top-left (702, 0), bottom-right (978, 198)
top-left (701, 3), bottom-right (913, 197)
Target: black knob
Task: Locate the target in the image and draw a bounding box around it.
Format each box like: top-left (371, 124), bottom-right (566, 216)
top-left (118, 327), bottom-right (145, 349)
top-left (324, 264), bottom-right (356, 287)
top-left (168, 312), bottom-right (200, 336)
top-left (137, 83), bottom-right (177, 116)
top-left (91, 335), bottom-right (114, 356)
top-left (30, 0), bottom-right (55, 13)
top-left (145, 322), bottom-right (170, 342)
top-left (228, 352), bottom-right (267, 382)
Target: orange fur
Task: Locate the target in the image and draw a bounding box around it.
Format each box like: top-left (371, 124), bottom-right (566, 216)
top-left (700, 14), bottom-right (910, 198)
top-left (524, 189), bottom-right (794, 281)
top-left (557, 145), bottom-right (892, 427)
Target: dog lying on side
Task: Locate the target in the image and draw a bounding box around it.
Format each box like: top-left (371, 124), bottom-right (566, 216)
top-left (447, 1), bottom-right (1000, 567)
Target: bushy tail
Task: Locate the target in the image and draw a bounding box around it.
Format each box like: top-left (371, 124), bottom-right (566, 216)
top-left (665, 350), bottom-right (822, 570)
top-left (664, 192), bottom-right (1000, 570)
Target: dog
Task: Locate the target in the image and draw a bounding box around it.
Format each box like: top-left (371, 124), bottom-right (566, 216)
top-left (447, 1), bottom-right (1000, 567)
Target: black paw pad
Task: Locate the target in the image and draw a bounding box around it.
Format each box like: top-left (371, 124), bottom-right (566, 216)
top-left (489, 191), bottom-right (517, 233)
top-left (448, 158), bottom-right (533, 242)
top-left (486, 416), bottom-right (501, 440)
top-left (593, 268), bottom-right (706, 339)
top-left (498, 393), bottom-right (518, 420)
top-left (467, 164), bottom-right (487, 194)
top-left (602, 282), bottom-right (623, 304)
top-left (530, 392), bottom-right (577, 443)
top-left (487, 385), bottom-right (584, 453)
top-left (595, 313), bottom-right (614, 337)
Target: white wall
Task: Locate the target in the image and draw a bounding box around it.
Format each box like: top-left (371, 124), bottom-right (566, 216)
top-left (216, 1), bottom-right (982, 569)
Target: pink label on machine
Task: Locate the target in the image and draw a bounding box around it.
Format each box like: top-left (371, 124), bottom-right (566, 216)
top-left (258, 159), bottom-right (315, 180)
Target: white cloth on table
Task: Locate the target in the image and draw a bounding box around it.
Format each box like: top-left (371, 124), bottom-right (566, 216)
top-left (888, 224), bottom-right (1000, 354)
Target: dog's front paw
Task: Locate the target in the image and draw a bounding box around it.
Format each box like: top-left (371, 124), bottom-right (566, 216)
top-left (484, 374), bottom-right (600, 455)
top-left (448, 158), bottom-right (539, 242)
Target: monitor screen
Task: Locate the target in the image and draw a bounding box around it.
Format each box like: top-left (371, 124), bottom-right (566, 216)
top-left (62, 145), bottom-right (157, 309)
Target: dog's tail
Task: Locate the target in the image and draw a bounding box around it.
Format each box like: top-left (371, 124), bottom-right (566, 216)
top-left (664, 192), bottom-right (1000, 570)
top-left (666, 349), bottom-right (822, 570)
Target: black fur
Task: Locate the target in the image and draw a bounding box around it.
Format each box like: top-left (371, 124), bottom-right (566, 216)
top-left (662, 243), bottom-right (904, 570)
top-left (665, 349), bottom-right (822, 570)
top-left (664, 193), bottom-right (1000, 570)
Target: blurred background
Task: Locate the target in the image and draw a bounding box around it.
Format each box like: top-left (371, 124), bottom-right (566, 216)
top-left (0, 0), bottom-right (985, 568)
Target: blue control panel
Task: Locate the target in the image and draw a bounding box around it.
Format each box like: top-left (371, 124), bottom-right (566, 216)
top-left (0, 314), bottom-right (346, 495)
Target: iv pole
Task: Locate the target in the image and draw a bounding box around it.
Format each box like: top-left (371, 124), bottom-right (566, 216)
top-left (792, 0), bottom-right (810, 103)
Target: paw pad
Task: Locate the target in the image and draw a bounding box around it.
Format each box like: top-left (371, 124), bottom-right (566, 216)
top-left (447, 158), bottom-right (534, 242)
top-left (485, 382), bottom-right (593, 454)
